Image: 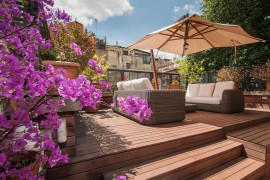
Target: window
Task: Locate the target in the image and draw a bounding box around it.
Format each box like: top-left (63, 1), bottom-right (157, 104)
top-left (142, 55), bottom-right (151, 64)
top-left (123, 50), bottom-right (129, 56)
top-left (126, 63), bottom-right (131, 69)
top-left (135, 51), bottom-right (151, 64)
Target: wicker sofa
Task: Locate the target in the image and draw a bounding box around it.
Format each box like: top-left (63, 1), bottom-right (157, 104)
top-left (113, 78), bottom-right (185, 125)
top-left (186, 81), bottom-right (244, 114)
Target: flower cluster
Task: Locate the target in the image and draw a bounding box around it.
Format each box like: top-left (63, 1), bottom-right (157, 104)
top-left (0, 0), bottom-right (101, 179)
top-left (70, 43), bottom-right (83, 57)
top-left (88, 59), bottom-right (105, 74)
top-left (0, 0), bottom-right (151, 179)
top-left (117, 96), bottom-right (152, 122)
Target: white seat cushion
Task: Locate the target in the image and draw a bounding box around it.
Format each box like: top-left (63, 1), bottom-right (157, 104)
top-left (197, 83), bottom-right (215, 97)
top-left (132, 78), bottom-right (154, 90)
top-left (186, 84), bottom-right (200, 97)
top-left (116, 82), bottom-right (124, 90)
top-left (186, 97), bottom-right (221, 105)
top-left (213, 81), bottom-right (235, 97)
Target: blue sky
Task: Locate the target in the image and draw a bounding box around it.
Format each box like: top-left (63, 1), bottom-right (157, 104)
top-left (54, 0), bottom-right (202, 58)
top-left (94, 0), bottom-right (202, 47)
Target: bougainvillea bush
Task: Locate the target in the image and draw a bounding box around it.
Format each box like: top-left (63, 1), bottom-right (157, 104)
top-left (0, 0), bottom-right (152, 179)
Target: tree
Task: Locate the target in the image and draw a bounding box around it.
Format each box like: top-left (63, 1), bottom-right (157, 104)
top-left (188, 0), bottom-right (270, 70)
top-left (49, 21), bottom-right (96, 72)
top-left (176, 59), bottom-right (205, 84)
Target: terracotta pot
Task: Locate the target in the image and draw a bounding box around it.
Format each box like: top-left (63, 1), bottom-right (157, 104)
top-left (84, 102), bottom-right (101, 113)
top-left (42, 61), bottom-right (80, 95)
top-left (168, 85), bottom-right (179, 90)
top-left (267, 80), bottom-right (270, 91)
top-left (91, 82), bottom-right (100, 88)
top-left (42, 60), bottom-right (80, 80)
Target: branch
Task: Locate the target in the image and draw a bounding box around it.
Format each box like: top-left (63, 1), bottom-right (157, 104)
top-left (0, 19), bottom-right (37, 40)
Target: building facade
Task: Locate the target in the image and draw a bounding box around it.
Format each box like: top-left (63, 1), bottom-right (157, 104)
top-left (96, 42), bottom-right (180, 89)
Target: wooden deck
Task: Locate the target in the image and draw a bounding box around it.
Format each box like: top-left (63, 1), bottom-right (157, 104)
top-left (46, 109), bottom-right (270, 179)
top-left (46, 110), bottom-right (224, 179)
top-left (186, 109), bottom-right (270, 132)
top-left (228, 121), bottom-right (270, 177)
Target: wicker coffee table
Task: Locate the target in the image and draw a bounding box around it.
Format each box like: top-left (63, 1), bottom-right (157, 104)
top-left (185, 103), bottom-right (197, 113)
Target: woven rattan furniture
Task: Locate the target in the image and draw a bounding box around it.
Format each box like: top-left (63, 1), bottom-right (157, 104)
top-left (113, 90), bottom-right (186, 125)
top-left (194, 89), bottom-right (244, 113)
top-left (185, 104), bottom-right (197, 113)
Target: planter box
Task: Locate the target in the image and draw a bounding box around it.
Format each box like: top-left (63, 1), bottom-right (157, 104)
top-left (244, 91), bottom-right (270, 109)
top-left (100, 92), bottom-right (113, 109)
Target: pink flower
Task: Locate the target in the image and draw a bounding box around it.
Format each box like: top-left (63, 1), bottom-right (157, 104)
top-left (70, 43), bottom-right (83, 57)
top-left (99, 80), bottom-right (111, 90)
top-left (88, 59), bottom-right (98, 68)
top-left (0, 153), bottom-right (7, 167)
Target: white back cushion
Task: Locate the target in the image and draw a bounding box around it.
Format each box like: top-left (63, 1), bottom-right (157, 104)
top-left (197, 83), bottom-right (215, 97)
top-left (118, 78), bottom-right (153, 91)
top-left (122, 81), bottom-right (134, 90)
top-left (186, 84), bottom-right (200, 97)
top-left (132, 78), bottom-right (154, 90)
top-left (116, 82), bottom-right (124, 90)
top-left (213, 81), bottom-right (235, 97)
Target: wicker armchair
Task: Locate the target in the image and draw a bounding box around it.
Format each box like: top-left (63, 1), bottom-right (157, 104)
top-left (113, 90), bottom-right (186, 125)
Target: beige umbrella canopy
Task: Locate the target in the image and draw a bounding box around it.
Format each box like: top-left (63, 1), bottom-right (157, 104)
top-left (129, 14), bottom-right (263, 89)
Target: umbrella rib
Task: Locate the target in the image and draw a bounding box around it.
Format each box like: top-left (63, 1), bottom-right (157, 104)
top-left (160, 32), bottom-right (185, 38)
top-left (167, 29), bottom-right (184, 37)
top-left (190, 22), bottom-right (215, 47)
top-left (157, 22), bottom-right (185, 50)
top-left (190, 26), bottom-right (217, 38)
top-left (170, 37), bottom-right (204, 41)
top-left (191, 19), bottom-right (263, 42)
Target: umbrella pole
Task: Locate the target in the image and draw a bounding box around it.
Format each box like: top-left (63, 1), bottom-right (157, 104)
top-left (234, 45), bottom-right (237, 64)
top-left (150, 49), bottom-right (159, 89)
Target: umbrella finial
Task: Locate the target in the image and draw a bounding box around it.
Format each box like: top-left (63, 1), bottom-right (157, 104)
top-left (176, 13), bottom-right (189, 22)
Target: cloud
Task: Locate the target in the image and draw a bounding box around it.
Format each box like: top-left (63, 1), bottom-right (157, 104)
top-left (183, 4), bottom-right (201, 15)
top-left (173, 6), bottom-right (181, 13)
top-left (54, 0), bottom-right (134, 26)
top-left (173, 3), bottom-right (201, 16)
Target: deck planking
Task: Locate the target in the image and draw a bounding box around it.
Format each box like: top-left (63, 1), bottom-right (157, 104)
top-left (228, 121), bottom-right (270, 177)
top-left (186, 109), bottom-right (270, 132)
top-left (46, 110), bottom-right (224, 179)
top-left (46, 109), bottom-right (270, 179)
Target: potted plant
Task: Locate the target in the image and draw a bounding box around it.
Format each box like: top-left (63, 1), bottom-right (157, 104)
top-left (169, 77), bottom-right (180, 89)
top-left (216, 66), bottom-right (246, 89)
top-left (41, 20), bottom-right (96, 79)
top-left (82, 55), bottom-right (111, 113)
top-left (251, 61), bottom-right (270, 91)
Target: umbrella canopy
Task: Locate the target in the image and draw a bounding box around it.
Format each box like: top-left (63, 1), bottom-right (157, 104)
top-left (129, 14), bottom-right (263, 89)
top-left (129, 14), bottom-right (263, 56)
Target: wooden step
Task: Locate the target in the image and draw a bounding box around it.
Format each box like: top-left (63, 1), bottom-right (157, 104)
top-left (192, 157), bottom-right (265, 180)
top-left (103, 140), bottom-right (243, 180)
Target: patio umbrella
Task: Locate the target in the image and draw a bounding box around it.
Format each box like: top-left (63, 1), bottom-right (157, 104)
top-left (129, 14), bottom-right (263, 89)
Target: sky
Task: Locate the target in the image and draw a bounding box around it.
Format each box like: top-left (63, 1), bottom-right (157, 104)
top-left (54, 0), bottom-right (202, 59)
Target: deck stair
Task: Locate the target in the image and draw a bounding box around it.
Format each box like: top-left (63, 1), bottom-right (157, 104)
top-left (103, 140), bottom-right (265, 180)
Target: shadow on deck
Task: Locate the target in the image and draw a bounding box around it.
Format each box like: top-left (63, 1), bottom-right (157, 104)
top-left (46, 109), bottom-right (270, 179)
